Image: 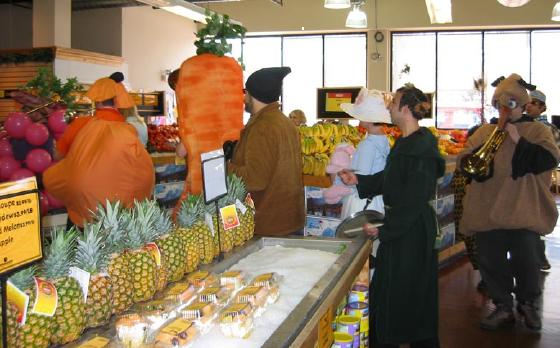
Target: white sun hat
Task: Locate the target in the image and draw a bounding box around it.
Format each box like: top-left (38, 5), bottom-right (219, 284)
top-left (340, 88), bottom-right (392, 124)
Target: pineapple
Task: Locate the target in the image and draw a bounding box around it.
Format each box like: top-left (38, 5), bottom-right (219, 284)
top-left (177, 195), bottom-right (214, 265)
top-left (74, 221), bottom-right (113, 328)
top-left (231, 174), bottom-right (255, 242)
top-left (126, 200), bottom-right (159, 302)
top-left (153, 202), bottom-right (187, 284)
top-left (42, 227), bottom-right (86, 345)
top-left (0, 294), bottom-right (20, 348)
top-left (8, 266), bottom-right (53, 348)
top-left (96, 200), bottom-right (134, 314)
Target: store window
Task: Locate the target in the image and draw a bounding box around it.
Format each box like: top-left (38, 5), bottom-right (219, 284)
top-left (391, 32), bottom-right (436, 93)
top-left (235, 33), bottom-right (367, 125)
top-left (437, 32), bottom-right (482, 129)
top-left (392, 29), bottom-right (560, 129)
top-left (531, 30), bottom-right (560, 123)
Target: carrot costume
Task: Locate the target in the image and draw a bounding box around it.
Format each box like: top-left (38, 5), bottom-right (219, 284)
top-left (173, 12), bottom-right (246, 214)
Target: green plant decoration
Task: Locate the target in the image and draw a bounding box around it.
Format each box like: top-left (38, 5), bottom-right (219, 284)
top-left (194, 10), bottom-right (247, 67)
top-left (24, 67), bottom-right (84, 111)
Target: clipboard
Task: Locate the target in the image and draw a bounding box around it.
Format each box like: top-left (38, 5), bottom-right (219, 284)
top-left (201, 150), bottom-right (228, 204)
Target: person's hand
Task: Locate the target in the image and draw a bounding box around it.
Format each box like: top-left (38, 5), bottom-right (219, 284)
top-left (338, 169), bottom-right (358, 185)
top-left (504, 123), bottom-right (520, 144)
top-left (363, 223), bottom-right (379, 237)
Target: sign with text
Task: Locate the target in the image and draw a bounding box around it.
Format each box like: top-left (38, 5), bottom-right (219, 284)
top-left (0, 177), bottom-right (42, 275)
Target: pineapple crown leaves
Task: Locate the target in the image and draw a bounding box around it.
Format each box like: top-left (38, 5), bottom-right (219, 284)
top-left (155, 204), bottom-right (172, 237)
top-left (94, 200), bottom-right (127, 254)
top-left (194, 10), bottom-right (246, 61)
top-left (42, 227), bottom-right (78, 280)
top-left (125, 199), bottom-right (159, 248)
top-left (8, 265), bottom-right (38, 291)
top-left (74, 221), bottom-right (109, 274)
top-left (177, 194), bottom-right (203, 228)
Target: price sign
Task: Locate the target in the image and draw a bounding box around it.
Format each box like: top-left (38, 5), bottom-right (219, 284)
top-left (0, 177), bottom-right (42, 275)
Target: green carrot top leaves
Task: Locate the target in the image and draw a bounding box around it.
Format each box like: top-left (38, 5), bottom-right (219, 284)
top-left (194, 10), bottom-right (246, 60)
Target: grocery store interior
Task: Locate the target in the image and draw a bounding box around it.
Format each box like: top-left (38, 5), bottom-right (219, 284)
top-left (1, 0), bottom-right (560, 347)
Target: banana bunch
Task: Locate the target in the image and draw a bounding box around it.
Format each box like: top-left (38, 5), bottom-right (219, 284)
top-left (302, 153), bottom-right (330, 176)
top-left (299, 123), bottom-right (365, 176)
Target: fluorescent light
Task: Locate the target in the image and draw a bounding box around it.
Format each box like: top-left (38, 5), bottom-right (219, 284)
top-left (163, 5), bottom-right (207, 22)
top-left (136, 0), bottom-right (208, 23)
top-left (553, 1), bottom-right (560, 21)
top-left (325, 0), bottom-right (351, 9)
top-left (425, 0), bottom-right (453, 24)
top-left (345, 6), bottom-right (367, 28)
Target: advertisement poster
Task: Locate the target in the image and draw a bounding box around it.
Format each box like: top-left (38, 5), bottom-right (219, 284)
top-left (220, 204), bottom-right (241, 231)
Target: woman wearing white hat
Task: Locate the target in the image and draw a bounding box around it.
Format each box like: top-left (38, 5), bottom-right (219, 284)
top-left (339, 88), bottom-right (392, 218)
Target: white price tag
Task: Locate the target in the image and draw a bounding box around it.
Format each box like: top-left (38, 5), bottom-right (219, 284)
top-left (205, 212), bottom-right (215, 237)
top-left (69, 266), bottom-right (90, 302)
top-left (235, 199), bottom-right (247, 215)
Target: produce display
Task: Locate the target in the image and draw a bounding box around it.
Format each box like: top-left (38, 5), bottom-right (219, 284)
top-left (3, 173), bottom-right (255, 347)
top-left (0, 68), bottom-right (84, 214)
top-left (299, 123), bottom-right (363, 176)
top-left (382, 125), bottom-right (468, 155)
top-left (147, 124), bottom-right (180, 153)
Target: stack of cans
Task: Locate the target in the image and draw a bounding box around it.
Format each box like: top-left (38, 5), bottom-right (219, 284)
top-left (345, 284), bottom-right (369, 348)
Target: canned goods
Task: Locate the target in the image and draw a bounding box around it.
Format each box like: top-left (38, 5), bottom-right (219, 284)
top-left (346, 302), bottom-right (369, 333)
top-left (337, 315), bottom-right (361, 348)
top-left (332, 332), bottom-right (354, 348)
top-left (348, 284), bottom-right (369, 304)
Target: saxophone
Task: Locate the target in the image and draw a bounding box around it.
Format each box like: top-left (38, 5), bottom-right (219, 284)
top-left (460, 107), bottom-right (510, 180)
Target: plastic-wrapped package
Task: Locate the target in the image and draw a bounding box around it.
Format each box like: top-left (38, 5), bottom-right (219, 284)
top-left (160, 282), bottom-right (197, 305)
top-left (234, 286), bottom-right (268, 317)
top-left (250, 273), bottom-right (281, 304)
top-left (219, 303), bottom-right (254, 339)
top-left (186, 271), bottom-right (219, 290)
top-left (154, 318), bottom-right (198, 348)
top-left (115, 313), bottom-right (149, 347)
top-left (220, 270), bottom-right (246, 292)
top-left (198, 286), bottom-right (232, 308)
top-left (178, 301), bottom-right (218, 334)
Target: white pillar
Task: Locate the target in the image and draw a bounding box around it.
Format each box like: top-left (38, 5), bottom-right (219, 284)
top-left (33, 0), bottom-right (71, 47)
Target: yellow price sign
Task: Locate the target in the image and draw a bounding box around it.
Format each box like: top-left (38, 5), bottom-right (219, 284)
top-left (325, 92), bottom-right (352, 113)
top-left (219, 204), bottom-right (240, 231)
top-left (0, 177), bottom-right (42, 274)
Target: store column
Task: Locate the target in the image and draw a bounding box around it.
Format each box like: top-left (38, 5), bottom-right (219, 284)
top-left (32, 0), bottom-right (71, 48)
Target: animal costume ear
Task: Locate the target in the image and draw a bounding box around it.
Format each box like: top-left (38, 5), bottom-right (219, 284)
top-left (517, 78), bottom-right (536, 92)
top-left (491, 76), bottom-right (505, 87)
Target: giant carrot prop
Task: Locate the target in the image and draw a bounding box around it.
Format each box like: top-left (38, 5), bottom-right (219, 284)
top-left (175, 12), bottom-right (246, 210)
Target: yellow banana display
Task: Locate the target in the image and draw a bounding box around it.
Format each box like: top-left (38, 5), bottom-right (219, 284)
top-left (299, 123), bottom-right (364, 176)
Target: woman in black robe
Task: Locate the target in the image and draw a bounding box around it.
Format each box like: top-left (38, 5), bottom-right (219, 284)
top-left (340, 85), bottom-right (445, 348)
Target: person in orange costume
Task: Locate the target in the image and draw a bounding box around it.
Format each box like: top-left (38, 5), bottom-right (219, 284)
top-left (44, 77), bottom-right (155, 227)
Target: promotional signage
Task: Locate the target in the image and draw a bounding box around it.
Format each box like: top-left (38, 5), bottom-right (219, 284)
top-left (0, 177), bottom-right (42, 274)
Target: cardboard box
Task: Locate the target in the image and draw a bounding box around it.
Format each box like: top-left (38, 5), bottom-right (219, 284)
top-left (154, 181), bottom-right (184, 208)
top-left (435, 222), bottom-right (456, 250)
top-left (304, 216), bottom-right (341, 238)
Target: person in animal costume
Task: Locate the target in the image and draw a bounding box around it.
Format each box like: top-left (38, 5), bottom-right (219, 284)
top-left (458, 73), bottom-right (560, 331)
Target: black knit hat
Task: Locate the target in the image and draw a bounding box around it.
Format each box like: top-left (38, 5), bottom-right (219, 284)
top-left (245, 67), bottom-right (291, 104)
top-left (109, 71), bottom-right (124, 83)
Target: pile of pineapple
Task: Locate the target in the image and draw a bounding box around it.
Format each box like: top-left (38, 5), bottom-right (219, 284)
top-left (299, 123), bottom-right (363, 176)
top-left (1, 174), bottom-right (254, 347)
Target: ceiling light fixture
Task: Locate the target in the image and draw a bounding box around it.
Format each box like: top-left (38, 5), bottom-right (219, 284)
top-left (425, 0), bottom-right (453, 24)
top-left (324, 0), bottom-right (351, 9)
top-left (345, 2), bottom-right (367, 29)
top-left (552, 1), bottom-right (560, 21)
top-left (135, 0), bottom-right (211, 23)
